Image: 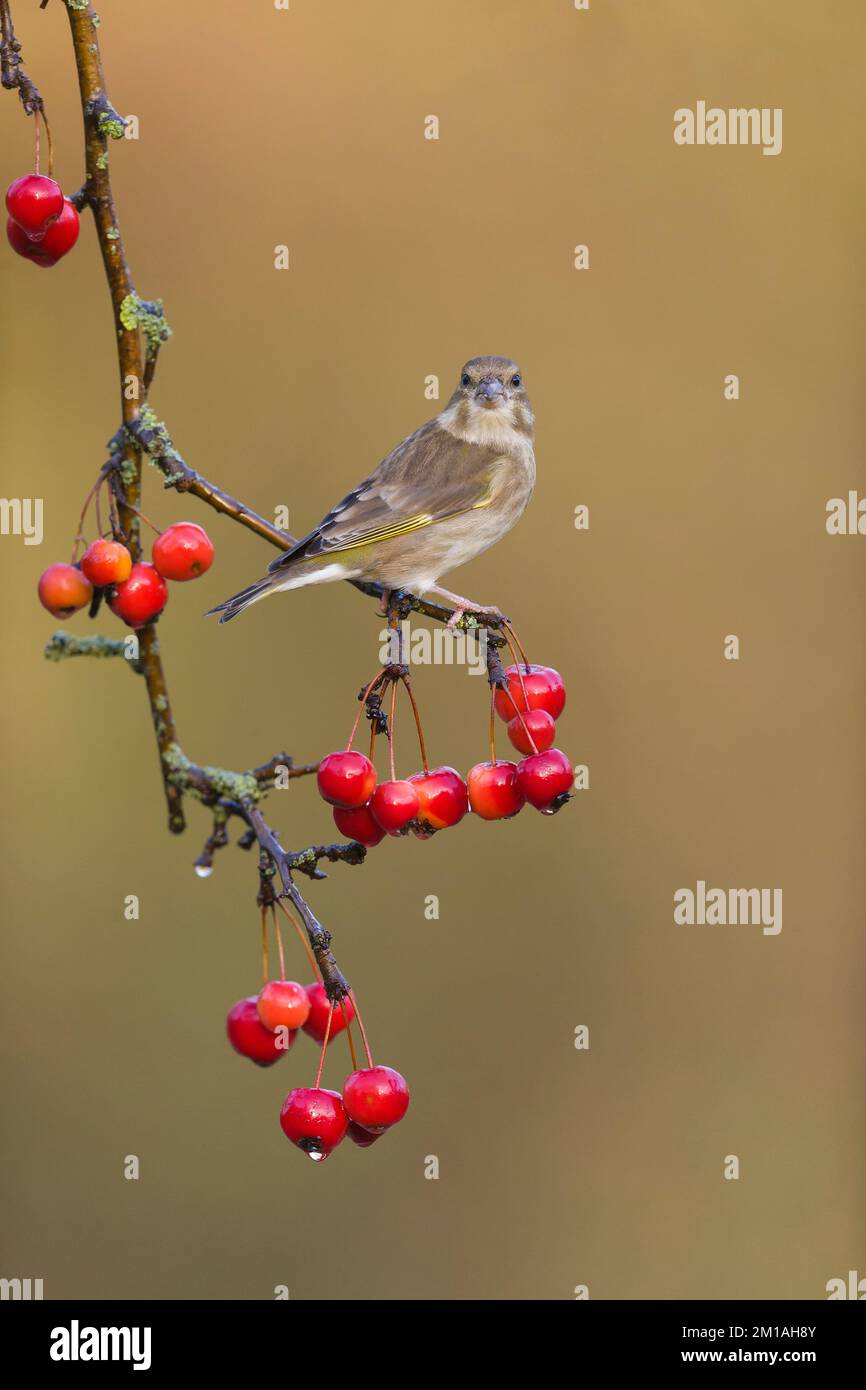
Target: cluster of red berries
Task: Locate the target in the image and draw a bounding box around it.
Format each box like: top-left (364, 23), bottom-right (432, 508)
top-left (38, 522), bottom-right (214, 628)
top-left (227, 971), bottom-right (408, 1161)
top-left (6, 173), bottom-right (79, 269)
top-left (318, 662), bottom-right (572, 847)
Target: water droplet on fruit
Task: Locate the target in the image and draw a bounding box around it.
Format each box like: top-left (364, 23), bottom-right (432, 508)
top-left (306, 1149), bottom-right (327, 1163)
top-left (194, 863), bottom-right (213, 878)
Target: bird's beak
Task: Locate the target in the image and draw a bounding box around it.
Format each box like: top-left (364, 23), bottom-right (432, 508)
top-left (475, 378), bottom-right (505, 409)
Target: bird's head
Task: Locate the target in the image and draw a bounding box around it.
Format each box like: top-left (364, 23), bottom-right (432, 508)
top-left (448, 356), bottom-right (533, 438)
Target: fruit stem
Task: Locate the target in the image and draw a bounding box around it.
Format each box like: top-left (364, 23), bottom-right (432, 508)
top-left (388, 677), bottom-right (397, 782)
top-left (260, 905), bottom-right (269, 988)
top-left (274, 897), bottom-right (321, 981)
top-left (346, 667), bottom-right (386, 751)
top-left (271, 905), bottom-right (286, 981)
top-left (512, 703), bottom-right (540, 756)
top-left (503, 619), bottom-right (530, 670)
top-left (500, 631), bottom-right (536, 750)
top-left (33, 100), bottom-right (55, 181)
top-left (71, 462), bottom-right (113, 561)
top-left (340, 1000), bottom-right (359, 1071)
top-left (501, 626), bottom-right (531, 713)
top-left (119, 498), bottom-right (162, 537)
top-left (107, 479), bottom-right (120, 539)
top-left (94, 478), bottom-right (104, 540)
top-left (44, 111), bottom-right (54, 181)
top-left (489, 685), bottom-right (497, 765)
top-left (314, 1005), bottom-right (334, 1088)
top-left (400, 672), bottom-right (429, 775)
top-left (349, 991), bottom-right (374, 1069)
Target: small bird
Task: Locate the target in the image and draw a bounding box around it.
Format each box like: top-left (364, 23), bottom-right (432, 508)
top-left (209, 356), bottom-right (535, 627)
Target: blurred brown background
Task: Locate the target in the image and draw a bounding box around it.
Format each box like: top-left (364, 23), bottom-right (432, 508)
top-left (1, 0), bottom-right (864, 1300)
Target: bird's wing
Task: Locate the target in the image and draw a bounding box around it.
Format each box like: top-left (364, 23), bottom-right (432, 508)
top-left (268, 421), bottom-right (502, 572)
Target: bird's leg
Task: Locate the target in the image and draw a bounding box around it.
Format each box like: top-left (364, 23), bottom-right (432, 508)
top-left (376, 588), bottom-right (392, 618)
top-left (429, 585), bottom-right (508, 631)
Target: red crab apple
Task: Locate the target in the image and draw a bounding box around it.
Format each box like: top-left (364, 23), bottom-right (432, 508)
top-left (80, 538), bottom-right (132, 587)
top-left (108, 562), bottom-right (168, 628)
top-left (5, 173), bottom-right (63, 240)
top-left (347, 1120), bottom-right (383, 1148)
top-left (332, 804), bottom-right (385, 847)
top-left (506, 707), bottom-right (556, 755)
top-left (370, 779), bottom-right (420, 835)
top-left (409, 766), bottom-right (468, 831)
top-left (226, 996), bottom-right (294, 1067)
top-left (342, 1065), bottom-right (410, 1133)
top-left (257, 980), bottom-right (310, 1033)
top-left (152, 522), bottom-right (214, 581)
top-left (494, 663), bottom-right (566, 723)
top-left (317, 750), bottom-right (376, 809)
top-left (37, 563), bottom-right (92, 618)
top-left (39, 198), bottom-right (79, 257)
top-left (279, 1087), bottom-right (348, 1161)
top-left (517, 748), bottom-right (574, 811)
top-left (8, 197), bottom-right (79, 267)
top-left (302, 982), bottom-right (355, 1044)
top-left (467, 760), bottom-right (525, 820)
top-left (7, 217), bottom-right (52, 265)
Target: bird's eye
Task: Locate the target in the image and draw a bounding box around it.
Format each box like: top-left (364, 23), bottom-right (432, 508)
top-left (511, 374), bottom-right (521, 388)
top-left (461, 374), bottom-right (471, 388)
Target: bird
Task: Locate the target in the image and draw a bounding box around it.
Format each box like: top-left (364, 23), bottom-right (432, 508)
top-left (208, 355), bottom-right (535, 628)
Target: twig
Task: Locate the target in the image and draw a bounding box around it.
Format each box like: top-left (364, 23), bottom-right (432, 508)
top-left (32, 3), bottom-right (508, 1004)
top-left (244, 804), bottom-right (352, 1003)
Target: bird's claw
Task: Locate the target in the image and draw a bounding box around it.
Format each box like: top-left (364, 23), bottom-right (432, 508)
top-left (446, 603), bottom-right (507, 630)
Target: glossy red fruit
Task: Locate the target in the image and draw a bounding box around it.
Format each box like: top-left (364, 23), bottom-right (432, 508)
top-left (279, 1087), bottom-right (348, 1160)
top-left (226, 996), bottom-right (294, 1067)
top-left (506, 708), bottom-right (556, 756)
top-left (409, 766), bottom-right (468, 831)
top-left (494, 664), bottom-right (566, 722)
top-left (257, 980), bottom-right (311, 1033)
top-left (317, 751), bottom-right (376, 809)
top-left (108, 562), bottom-right (168, 628)
top-left (7, 217), bottom-right (55, 265)
top-left (342, 1066), bottom-right (410, 1133)
top-left (347, 1120), bottom-right (383, 1148)
top-left (517, 748), bottom-right (574, 810)
top-left (369, 779), bottom-right (420, 835)
top-left (37, 563), bottom-right (92, 618)
top-left (467, 760), bottom-right (525, 820)
top-left (332, 803), bottom-right (385, 847)
top-left (80, 538), bottom-right (132, 587)
top-left (5, 174), bottom-right (63, 240)
top-left (301, 982), bottom-right (355, 1044)
top-left (40, 198), bottom-right (79, 259)
top-left (152, 522), bottom-right (214, 581)
top-left (10, 198), bottom-right (80, 266)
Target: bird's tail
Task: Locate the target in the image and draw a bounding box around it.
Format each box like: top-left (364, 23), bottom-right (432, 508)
top-left (206, 576), bottom-right (274, 624)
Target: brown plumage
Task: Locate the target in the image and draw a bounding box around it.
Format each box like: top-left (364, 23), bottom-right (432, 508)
top-left (209, 356), bottom-right (535, 624)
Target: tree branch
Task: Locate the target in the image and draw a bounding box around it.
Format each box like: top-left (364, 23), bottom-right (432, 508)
top-left (0, 0), bottom-right (44, 117)
top-left (243, 804), bottom-right (352, 1001)
top-left (28, 2), bottom-right (505, 1003)
top-left (44, 630), bottom-right (138, 666)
